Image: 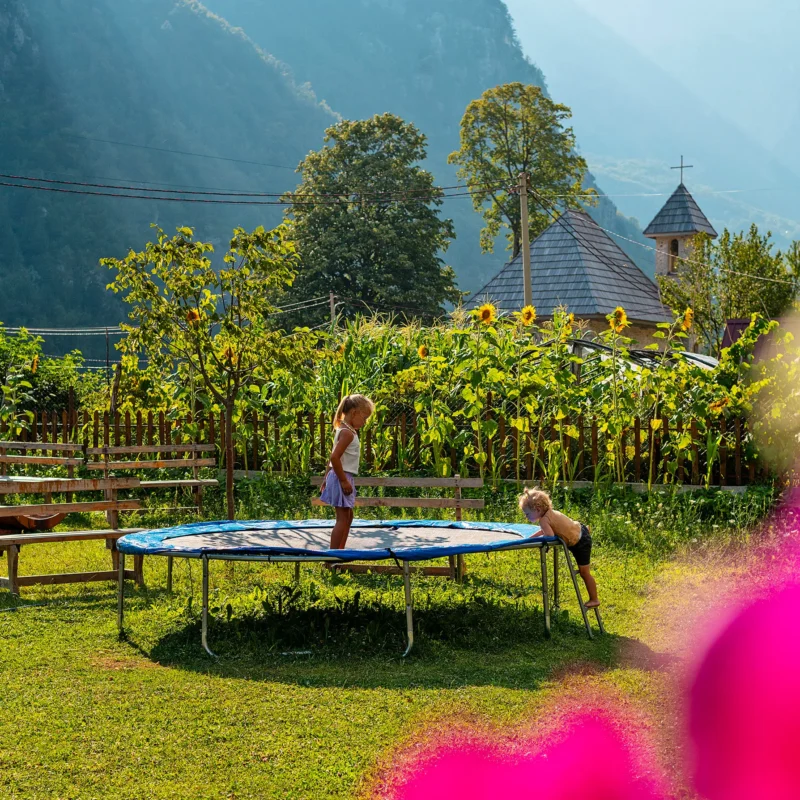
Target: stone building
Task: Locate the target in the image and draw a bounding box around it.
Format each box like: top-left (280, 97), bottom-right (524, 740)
top-left (643, 183), bottom-right (717, 277)
top-left (465, 209), bottom-right (670, 346)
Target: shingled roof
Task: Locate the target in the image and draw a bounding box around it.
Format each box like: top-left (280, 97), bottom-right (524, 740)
top-left (466, 209), bottom-right (670, 325)
top-left (643, 183), bottom-right (718, 238)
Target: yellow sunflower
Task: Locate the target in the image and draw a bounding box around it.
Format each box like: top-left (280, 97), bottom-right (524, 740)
top-left (418, 344), bottom-right (429, 359)
top-left (519, 305), bottom-right (536, 326)
top-left (609, 306), bottom-right (628, 334)
top-left (476, 303), bottom-right (497, 326)
top-left (31, 355), bottom-right (39, 374)
top-left (223, 346), bottom-right (237, 365)
top-left (186, 308), bottom-right (201, 326)
top-left (682, 307), bottom-right (694, 332)
top-left (709, 397), bottom-right (729, 414)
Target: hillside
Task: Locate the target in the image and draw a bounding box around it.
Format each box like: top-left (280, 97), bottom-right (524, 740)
top-left (207, 0), bottom-right (654, 285)
top-left (0, 0), bottom-right (336, 332)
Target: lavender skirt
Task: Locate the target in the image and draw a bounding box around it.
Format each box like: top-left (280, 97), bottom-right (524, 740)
top-left (320, 472), bottom-right (356, 509)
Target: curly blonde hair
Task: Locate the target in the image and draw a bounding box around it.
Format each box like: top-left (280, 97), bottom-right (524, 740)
top-left (333, 393), bottom-right (375, 428)
top-left (518, 487), bottom-right (552, 517)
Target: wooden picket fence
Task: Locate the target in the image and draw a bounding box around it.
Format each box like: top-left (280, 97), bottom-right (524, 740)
top-left (0, 407), bottom-right (764, 488)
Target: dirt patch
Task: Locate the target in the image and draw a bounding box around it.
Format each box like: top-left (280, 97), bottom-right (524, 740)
top-left (89, 651), bottom-right (163, 671)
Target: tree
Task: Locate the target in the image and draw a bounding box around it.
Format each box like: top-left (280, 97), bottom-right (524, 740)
top-left (103, 224), bottom-right (298, 519)
top-left (284, 114), bottom-right (460, 323)
top-left (658, 226), bottom-right (800, 357)
top-left (448, 82), bottom-right (593, 258)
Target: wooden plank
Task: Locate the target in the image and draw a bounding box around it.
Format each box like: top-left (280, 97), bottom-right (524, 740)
top-left (86, 444), bottom-right (215, 455)
top-left (0, 528), bottom-right (143, 546)
top-left (125, 411), bottom-right (132, 447)
top-left (310, 476), bottom-right (484, 488)
top-left (312, 497), bottom-right (485, 509)
top-left (0, 499), bottom-right (141, 518)
top-left (139, 479), bottom-right (219, 489)
top-left (0, 455), bottom-right (84, 467)
top-left (331, 564), bottom-right (453, 576)
top-left (15, 570), bottom-right (137, 587)
top-left (0, 441), bottom-right (85, 452)
top-left (86, 458), bottom-right (216, 470)
top-left (0, 477), bottom-right (140, 495)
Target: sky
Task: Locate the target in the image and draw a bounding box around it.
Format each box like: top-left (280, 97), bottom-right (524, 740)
top-left (527, 0), bottom-right (799, 154)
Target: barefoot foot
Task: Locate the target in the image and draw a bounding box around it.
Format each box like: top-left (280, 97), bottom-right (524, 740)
top-left (585, 600), bottom-right (600, 609)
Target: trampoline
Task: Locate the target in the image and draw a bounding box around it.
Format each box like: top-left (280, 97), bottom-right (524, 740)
top-left (116, 519), bottom-right (604, 656)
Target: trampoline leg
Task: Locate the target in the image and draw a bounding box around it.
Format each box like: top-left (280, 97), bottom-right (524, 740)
top-left (402, 560), bottom-right (414, 657)
top-left (166, 556), bottom-right (173, 593)
top-left (201, 556), bottom-right (217, 658)
top-left (594, 606), bottom-right (606, 635)
top-left (117, 552), bottom-right (125, 636)
top-left (540, 545), bottom-right (550, 638)
top-left (553, 546), bottom-right (560, 611)
top-left (563, 542), bottom-right (593, 640)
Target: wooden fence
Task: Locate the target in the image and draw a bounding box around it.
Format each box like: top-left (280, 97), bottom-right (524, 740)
top-left (0, 408), bottom-right (764, 487)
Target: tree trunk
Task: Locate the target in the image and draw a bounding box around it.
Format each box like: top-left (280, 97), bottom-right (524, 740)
top-left (225, 402), bottom-right (235, 520)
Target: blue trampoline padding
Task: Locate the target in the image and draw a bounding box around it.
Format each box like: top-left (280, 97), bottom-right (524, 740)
top-left (116, 519), bottom-right (558, 561)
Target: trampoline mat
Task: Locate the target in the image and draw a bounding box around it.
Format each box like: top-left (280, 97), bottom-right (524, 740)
top-left (117, 519), bottom-right (554, 562)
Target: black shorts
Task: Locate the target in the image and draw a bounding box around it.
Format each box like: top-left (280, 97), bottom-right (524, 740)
top-left (568, 524), bottom-right (592, 567)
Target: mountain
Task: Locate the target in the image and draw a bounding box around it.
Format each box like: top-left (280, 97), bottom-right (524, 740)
top-left (0, 0), bottom-right (335, 336)
top-left (206, 0), bottom-right (654, 286)
top-left (505, 0), bottom-right (800, 248)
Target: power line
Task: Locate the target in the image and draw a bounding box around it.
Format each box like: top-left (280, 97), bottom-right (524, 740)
top-left (594, 224), bottom-right (799, 287)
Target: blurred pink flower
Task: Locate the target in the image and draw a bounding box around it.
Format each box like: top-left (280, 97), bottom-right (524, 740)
top-left (689, 582), bottom-right (800, 800)
top-left (397, 715), bottom-right (665, 800)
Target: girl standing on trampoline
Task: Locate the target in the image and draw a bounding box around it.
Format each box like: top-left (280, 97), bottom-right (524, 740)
top-left (320, 394), bottom-right (375, 549)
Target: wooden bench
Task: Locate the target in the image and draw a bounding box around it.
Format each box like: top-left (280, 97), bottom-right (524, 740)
top-left (0, 475), bottom-right (144, 594)
top-left (311, 475), bottom-right (485, 579)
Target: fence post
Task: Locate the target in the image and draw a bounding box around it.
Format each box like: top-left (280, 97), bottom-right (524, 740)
top-left (634, 417), bottom-right (641, 483)
top-left (577, 415), bottom-right (585, 480)
top-left (114, 411), bottom-right (121, 447)
top-left (591, 418), bottom-right (598, 481)
top-left (125, 411), bottom-right (132, 447)
top-left (661, 417), bottom-right (669, 484)
top-left (676, 419), bottom-right (684, 483)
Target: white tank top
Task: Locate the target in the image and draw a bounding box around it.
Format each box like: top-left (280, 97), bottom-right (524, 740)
top-left (334, 423), bottom-right (360, 475)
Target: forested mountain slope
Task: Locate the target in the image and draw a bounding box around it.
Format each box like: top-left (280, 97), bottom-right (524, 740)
top-left (0, 0), bottom-right (335, 328)
top-left (208, 0), bottom-right (653, 285)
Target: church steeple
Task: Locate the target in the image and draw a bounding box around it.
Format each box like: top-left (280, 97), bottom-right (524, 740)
top-left (643, 163), bottom-right (717, 278)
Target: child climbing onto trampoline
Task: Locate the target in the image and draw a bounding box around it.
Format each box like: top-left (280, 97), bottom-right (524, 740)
top-left (320, 393), bottom-right (375, 549)
top-left (519, 487), bottom-right (600, 608)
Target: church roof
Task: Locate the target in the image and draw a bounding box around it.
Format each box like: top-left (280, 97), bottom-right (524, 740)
top-left (465, 210), bottom-right (670, 325)
top-left (643, 183), bottom-right (718, 238)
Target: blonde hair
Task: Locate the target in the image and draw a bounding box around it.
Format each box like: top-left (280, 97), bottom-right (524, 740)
top-left (333, 393), bottom-right (375, 428)
top-left (518, 487), bottom-right (552, 517)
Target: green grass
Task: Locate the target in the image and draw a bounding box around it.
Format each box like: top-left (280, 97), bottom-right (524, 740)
top-left (0, 484), bottom-right (775, 799)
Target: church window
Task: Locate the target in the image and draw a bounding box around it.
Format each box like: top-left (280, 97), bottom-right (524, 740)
top-left (669, 239), bottom-right (680, 272)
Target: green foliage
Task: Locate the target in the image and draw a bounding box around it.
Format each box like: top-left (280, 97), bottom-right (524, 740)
top-left (284, 114), bottom-right (460, 322)
top-left (448, 82), bottom-right (593, 257)
top-left (658, 226), bottom-right (800, 357)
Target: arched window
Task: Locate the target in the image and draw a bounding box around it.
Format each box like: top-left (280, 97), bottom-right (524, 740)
top-left (668, 239), bottom-right (680, 272)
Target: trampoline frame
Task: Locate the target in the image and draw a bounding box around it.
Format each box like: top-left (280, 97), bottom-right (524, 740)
top-left (116, 526), bottom-right (604, 657)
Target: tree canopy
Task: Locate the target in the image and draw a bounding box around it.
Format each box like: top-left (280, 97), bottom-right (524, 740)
top-left (284, 114), bottom-right (460, 323)
top-left (658, 226), bottom-right (800, 357)
top-left (448, 82), bottom-right (592, 258)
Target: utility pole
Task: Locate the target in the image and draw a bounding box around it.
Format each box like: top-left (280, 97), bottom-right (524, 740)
top-left (329, 292), bottom-right (336, 326)
top-left (519, 172), bottom-right (532, 308)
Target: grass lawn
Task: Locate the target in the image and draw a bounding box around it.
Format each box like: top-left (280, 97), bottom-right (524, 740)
top-left (0, 486), bottom-right (770, 799)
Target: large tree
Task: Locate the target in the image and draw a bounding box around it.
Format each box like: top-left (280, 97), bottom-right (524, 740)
top-left (448, 82), bottom-right (592, 258)
top-left (103, 224), bottom-right (298, 519)
top-left (283, 114), bottom-right (460, 323)
top-left (658, 226), bottom-right (800, 357)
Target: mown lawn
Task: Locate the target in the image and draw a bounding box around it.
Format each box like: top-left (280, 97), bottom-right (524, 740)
top-left (0, 486), bottom-right (771, 799)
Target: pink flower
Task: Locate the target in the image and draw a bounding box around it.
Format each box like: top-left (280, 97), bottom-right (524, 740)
top-left (397, 715), bottom-right (664, 800)
top-left (689, 582), bottom-right (800, 800)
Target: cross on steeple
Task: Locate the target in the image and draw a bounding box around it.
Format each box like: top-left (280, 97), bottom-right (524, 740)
top-left (671, 155), bottom-right (694, 184)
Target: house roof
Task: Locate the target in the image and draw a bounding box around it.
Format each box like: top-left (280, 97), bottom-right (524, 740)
top-left (643, 183), bottom-right (718, 238)
top-left (465, 209), bottom-right (670, 325)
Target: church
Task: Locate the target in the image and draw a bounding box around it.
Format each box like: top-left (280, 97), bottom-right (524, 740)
top-left (466, 178), bottom-right (717, 347)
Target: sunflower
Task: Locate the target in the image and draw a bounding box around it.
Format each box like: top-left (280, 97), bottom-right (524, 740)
top-left (609, 306), bottom-right (628, 334)
top-left (476, 303), bottom-right (497, 326)
top-left (31, 355), bottom-right (39, 374)
top-left (186, 308), bottom-right (201, 326)
top-left (709, 397), bottom-right (729, 414)
top-left (519, 305), bottom-right (536, 326)
top-left (682, 307), bottom-right (694, 332)
top-left (223, 346), bottom-right (236, 364)
top-left (418, 344), bottom-right (429, 359)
